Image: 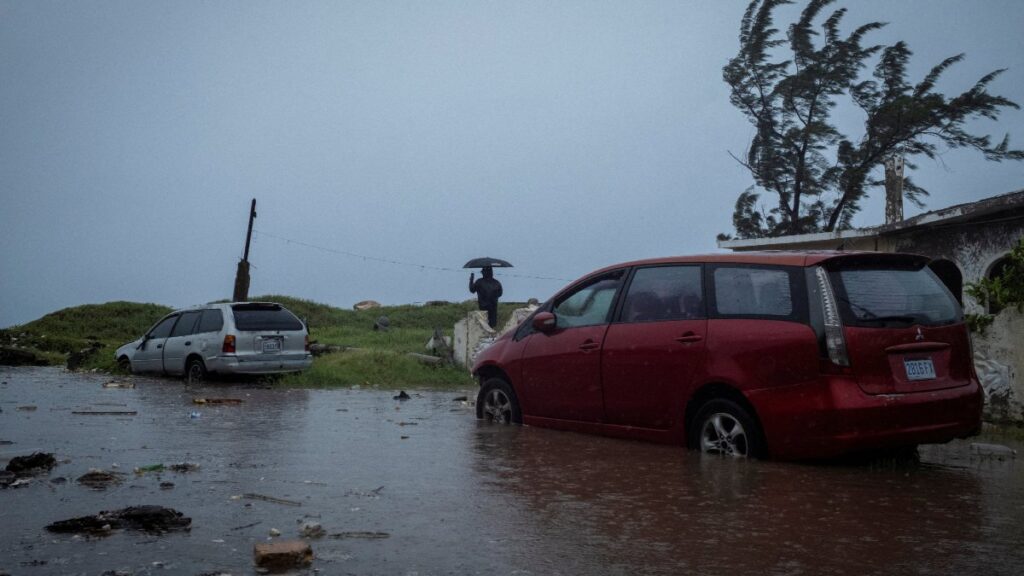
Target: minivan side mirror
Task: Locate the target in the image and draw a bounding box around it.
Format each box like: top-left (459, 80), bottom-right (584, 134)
top-left (532, 311), bottom-right (557, 334)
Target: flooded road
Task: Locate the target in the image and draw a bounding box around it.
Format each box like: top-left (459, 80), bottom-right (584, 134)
top-left (2, 366), bottom-right (1023, 575)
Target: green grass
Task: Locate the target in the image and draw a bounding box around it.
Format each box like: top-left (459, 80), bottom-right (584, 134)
top-left (1, 296), bottom-right (523, 389)
top-left (0, 301), bottom-right (173, 371)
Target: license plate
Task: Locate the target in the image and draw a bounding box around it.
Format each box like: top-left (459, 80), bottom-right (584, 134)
top-left (904, 358), bottom-right (936, 381)
top-left (262, 339), bottom-right (282, 353)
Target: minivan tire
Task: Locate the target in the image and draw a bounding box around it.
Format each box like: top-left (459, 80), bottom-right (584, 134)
top-left (186, 357), bottom-right (207, 385)
top-left (476, 378), bottom-right (522, 425)
top-left (689, 398), bottom-right (765, 458)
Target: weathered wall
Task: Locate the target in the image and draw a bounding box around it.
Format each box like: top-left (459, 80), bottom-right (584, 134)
top-left (972, 309), bottom-right (1024, 423)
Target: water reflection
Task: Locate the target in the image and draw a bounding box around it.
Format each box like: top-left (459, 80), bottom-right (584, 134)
top-left (471, 422), bottom-right (1010, 575)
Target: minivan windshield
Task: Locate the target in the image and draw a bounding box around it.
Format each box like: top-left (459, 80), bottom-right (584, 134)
top-left (232, 304), bottom-right (304, 331)
top-left (829, 264), bottom-right (961, 327)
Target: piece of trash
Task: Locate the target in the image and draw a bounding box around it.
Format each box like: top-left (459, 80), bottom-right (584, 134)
top-left (393, 391), bottom-right (411, 401)
top-left (76, 469), bottom-right (126, 490)
top-left (17, 405), bottom-right (38, 411)
top-left (5, 452), bottom-right (57, 474)
top-left (970, 443), bottom-right (1017, 458)
top-left (299, 521), bottom-right (325, 539)
top-left (328, 531), bottom-right (390, 539)
top-left (269, 528), bottom-right (281, 537)
top-left (398, 421), bottom-right (418, 426)
top-left (212, 538), bottom-right (225, 543)
top-left (452, 396), bottom-right (468, 402)
top-left (0, 440), bottom-right (13, 445)
top-left (192, 397), bottom-right (244, 405)
top-left (160, 481), bottom-right (175, 490)
top-left (72, 410), bottom-right (137, 416)
top-left (231, 521), bottom-right (262, 531)
top-left (168, 462), bottom-right (200, 473)
top-left (9, 477), bottom-right (33, 488)
top-left (102, 380), bottom-right (135, 389)
top-left (400, 435), bottom-right (409, 440)
top-left (46, 505), bottom-right (191, 534)
top-left (253, 540), bottom-right (313, 570)
top-left (241, 493), bottom-right (302, 507)
top-left (134, 464), bottom-right (165, 475)
top-left (189, 411), bottom-right (202, 419)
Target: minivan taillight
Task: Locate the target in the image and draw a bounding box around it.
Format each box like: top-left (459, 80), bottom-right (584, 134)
top-left (815, 266), bottom-right (849, 367)
top-left (222, 335), bottom-right (236, 354)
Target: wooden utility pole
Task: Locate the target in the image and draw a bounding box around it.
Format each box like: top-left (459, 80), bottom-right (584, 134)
top-left (233, 199), bottom-right (257, 302)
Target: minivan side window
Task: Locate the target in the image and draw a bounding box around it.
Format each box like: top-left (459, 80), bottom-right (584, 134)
top-left (148, 315), bottom-right (178, 339)
top-left (621, 265), bottom-right (703, 323)
top-left (197, 309), bottom-right (224, 333)
top-left (171, 311), bottom-right (202, 337)
top-left (711, 265), bottom-right (803, 320)
top-left (553, 271), bottom-right (624, 329)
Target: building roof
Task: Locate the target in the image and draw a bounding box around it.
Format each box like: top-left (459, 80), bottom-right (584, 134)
top-left (718, 188), bottom-right (1024, 250)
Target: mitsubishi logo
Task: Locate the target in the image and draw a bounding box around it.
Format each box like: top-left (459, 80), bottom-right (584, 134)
top-left (915, 328), bottom-right (925, 341)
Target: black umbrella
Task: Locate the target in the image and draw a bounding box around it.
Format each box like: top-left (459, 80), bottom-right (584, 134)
top-left (463, 257), bottom-right (513, 269)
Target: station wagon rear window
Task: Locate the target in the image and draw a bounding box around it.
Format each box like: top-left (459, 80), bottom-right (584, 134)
top-left (232, 304), bottom-right (304, 331)
top-left (829, 263), bottom-right (961, 327)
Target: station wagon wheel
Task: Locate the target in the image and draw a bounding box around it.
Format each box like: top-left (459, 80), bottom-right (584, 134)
top-left (117, 356), bottom-right (132, 374)
top-left (690, 399), bottom-right (764, 458)
top-left (476, 378), bottom-right (522, 425)
top-left (186, 357), bottom-right (207, 385)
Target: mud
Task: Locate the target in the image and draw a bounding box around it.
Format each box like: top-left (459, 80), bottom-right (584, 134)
top-left (2, 366), bottom-right (1024, 575)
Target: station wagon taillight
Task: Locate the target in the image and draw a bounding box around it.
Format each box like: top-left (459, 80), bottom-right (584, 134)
top-left (815, 266), bottom-right (850, 367)
top-left (304, 335), bottom-right (309, 352)
top-left (222, 335), bottom-right (236, 354)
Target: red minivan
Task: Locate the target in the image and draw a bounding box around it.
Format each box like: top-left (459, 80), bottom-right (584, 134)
top-left (472, 252), bottom-right (982, 460)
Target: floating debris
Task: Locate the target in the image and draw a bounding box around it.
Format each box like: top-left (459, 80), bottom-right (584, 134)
top-left (72, 410), bottom-right (137, 416)
top-left (134, 464), bottom-right (165, 475)
top-left (102, 380), bottom-right (135, 389)
top-left (76, 469), bottom-right (126, 490)
top-left (393, 391), bottom-right (411, 401)
top-left (168, 462), bottom-right (200, 473)
top-left (46, 505), bottom-right (191, 534)
top-left (253, 540), bottom-right (313, 570)
top-left (239, 493), bottom-right (302, 507)
top-left (5, 452), bottom-right (56, 474)
top-left (16, 405), bottom-right (38, 411)
top-left (299, 521), bottom-right (325, 539)
top-left (329, 531), bottom-right (390, 539)
top-left (192, 397), bottom-right (243, 405)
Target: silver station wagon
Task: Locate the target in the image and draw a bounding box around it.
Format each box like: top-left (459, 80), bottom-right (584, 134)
top-left (115, 302), bottom-right (312, 382)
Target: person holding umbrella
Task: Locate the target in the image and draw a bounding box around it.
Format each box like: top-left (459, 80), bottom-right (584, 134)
top-left (465, 257), bottom-right (510, 329)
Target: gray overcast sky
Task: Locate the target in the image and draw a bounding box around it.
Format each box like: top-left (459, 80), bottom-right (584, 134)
top-left (2, 0), bottom-right (1023, 328)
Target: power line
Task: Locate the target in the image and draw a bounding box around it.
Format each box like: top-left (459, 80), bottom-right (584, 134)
top-left (252, 229), bottom-right (573, 283)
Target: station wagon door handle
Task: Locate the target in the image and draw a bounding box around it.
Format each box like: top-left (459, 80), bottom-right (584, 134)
top-left (184, 341), bottom-right (191, 346)
top-left (578, 340), bottom-right (600, 352)
top-left (674, 332), bottom-right (703, 344)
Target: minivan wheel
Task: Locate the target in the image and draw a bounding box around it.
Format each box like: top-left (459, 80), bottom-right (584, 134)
top-left (186, 358), bottom-right (207, 385)
top-left (690, 399), bottom-right (764, 458)
top-left (476, 378), bottom-right (522, 425)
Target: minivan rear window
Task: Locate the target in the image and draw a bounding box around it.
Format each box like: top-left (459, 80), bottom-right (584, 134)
top-left (232, 304), bottom-right (304, 331)
top-left (829, 264), bottom-right (961, 327)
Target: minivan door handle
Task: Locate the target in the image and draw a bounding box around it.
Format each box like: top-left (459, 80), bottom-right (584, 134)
top-left (675, 332), bottom-right (703, 344)
top-left (579, 340), bottom-right (600, 352)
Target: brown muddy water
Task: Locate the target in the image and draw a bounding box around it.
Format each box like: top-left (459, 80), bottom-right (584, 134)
top-left (1, 366), bottom-right (1023, 575)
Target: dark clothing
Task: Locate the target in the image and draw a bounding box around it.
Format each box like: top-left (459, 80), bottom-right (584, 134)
top-left (470, 276), bottom-right (503, 328)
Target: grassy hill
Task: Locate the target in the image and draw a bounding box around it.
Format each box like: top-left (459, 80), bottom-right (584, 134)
top-left (0, 296), bottom-right (526, 389)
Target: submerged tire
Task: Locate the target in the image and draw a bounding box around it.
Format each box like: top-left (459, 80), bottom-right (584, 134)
top-left (689, 398), bottom-right (764, 458)
top-left (185, 357), bottom-right (207, 385)
top-left (476, 378), bottom-right (522, 425)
